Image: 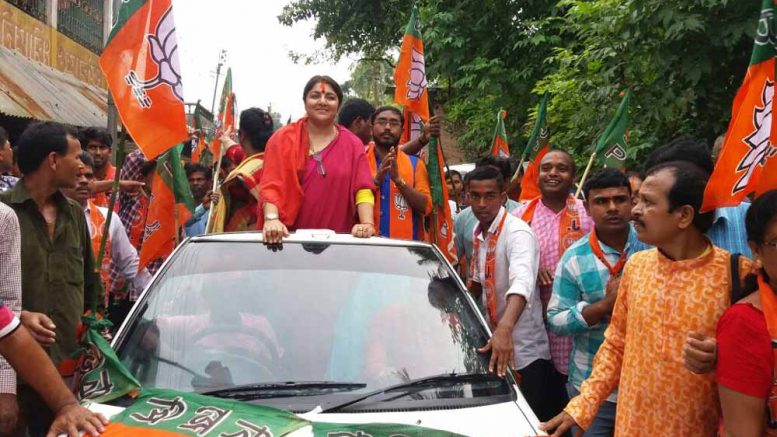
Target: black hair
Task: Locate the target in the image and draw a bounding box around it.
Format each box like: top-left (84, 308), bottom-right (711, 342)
top-left (445, 169), bottom-right (462, 180)
top-left (79, 151), bottom-right (94, 168)
top-left (140, 159), bottom-right (157, 177)
top-left (0, 126), bottom-right (7, 147)
top-left (540, 148), bottom-right (577, 175)
top-left (645, 160), bottom-right (714, 232)
top-left (239, 107), bottom-right (274, 154)
top-left (78, 126), bottom-right (112, 149)
top-left (371, 105), bottom-right (404, 125)
top-left (185, 162), bottom-right (211, 180)
top-left (16, 121), bottom-right (78, 174)
top-left (625, 170), bottom-right (641, 180)
top-left (746, 190), bottom-right (777, 244)
top-left (302, 75), bottom-right (344, 107)
top-left (475, 156), bottom-right (512, 183)
top-left (465, 165), bottom-right (505, 190)
top-left (642, 135), bottom-right (713, 176)
top-left (583, 168), bottom-right (631, 200)
top-left (338, 98), bottom-right (375, 127)
top-left (221, 155), bottom-right (235, 169)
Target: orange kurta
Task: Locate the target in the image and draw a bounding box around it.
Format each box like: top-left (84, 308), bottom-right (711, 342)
top-left (566, 245), bottom-right (753, 435)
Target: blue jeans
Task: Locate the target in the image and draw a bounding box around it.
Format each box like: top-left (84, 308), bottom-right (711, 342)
top-left (566, 383), bottom-right (616, 437)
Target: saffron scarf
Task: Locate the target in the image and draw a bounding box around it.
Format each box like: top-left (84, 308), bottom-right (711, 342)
top-left (209, 153), bottom-right (264, 233)
top-left (365, 143), bottom-right (415, 239)
top-left (472, 211), bottom-right (508, 328)
top-left (757, 274), bottom-right (777, 429)
top-left (521, 195), bottom-right (585, 256)
top-left (258, 118), bottom-right (310, 227)
top-left (88, 200), bottom-right (112, 307)
top-left (92, 163), bottom-right (116, 208)
top-left (589, 229), bottom-right (628, 288)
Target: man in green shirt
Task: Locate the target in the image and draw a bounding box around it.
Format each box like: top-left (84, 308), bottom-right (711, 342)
top-left (0, 121), bottom-right (103, 436)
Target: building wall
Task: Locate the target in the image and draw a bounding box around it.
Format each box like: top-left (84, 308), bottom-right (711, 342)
top-left (0, 0), bottom-right (105, 88)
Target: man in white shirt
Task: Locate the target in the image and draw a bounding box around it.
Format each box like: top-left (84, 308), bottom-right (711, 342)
top-left (466, 165), bottom-right (553, 420)
top-left (62, 152), bottom-right (152, 321)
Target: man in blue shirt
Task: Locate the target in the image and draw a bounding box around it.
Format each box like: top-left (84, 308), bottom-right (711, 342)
top-left (184, 163), bottom-right (218, 237)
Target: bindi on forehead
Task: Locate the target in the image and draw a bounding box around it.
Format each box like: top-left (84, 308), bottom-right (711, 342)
top-left (319, 81), bottom-right (327, 94)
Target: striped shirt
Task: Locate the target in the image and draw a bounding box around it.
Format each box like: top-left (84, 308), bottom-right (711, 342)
top-left (547, 226), bottom-right (644, 402)
top-left (708, 204), bottom-right (751, 258)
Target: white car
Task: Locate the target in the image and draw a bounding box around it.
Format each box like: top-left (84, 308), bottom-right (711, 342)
top-left (90, 231), bottom-right (546, 436)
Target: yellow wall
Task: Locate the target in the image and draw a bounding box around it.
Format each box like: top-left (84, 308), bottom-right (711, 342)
top-left (0, 0), bottom-right (105, 88)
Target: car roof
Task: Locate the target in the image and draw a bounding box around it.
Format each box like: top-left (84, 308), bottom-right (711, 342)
top-left (189, 230), bottom-right (435, 249)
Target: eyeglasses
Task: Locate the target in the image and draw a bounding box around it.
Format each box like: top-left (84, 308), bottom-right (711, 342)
top-left (374, 119), bottom-right (402, 128)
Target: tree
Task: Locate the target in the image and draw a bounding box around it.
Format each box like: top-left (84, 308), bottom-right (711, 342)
top-left (280, 0), bottom-right (759, 167)
top-left (343, 59), bottom-right (395, 106)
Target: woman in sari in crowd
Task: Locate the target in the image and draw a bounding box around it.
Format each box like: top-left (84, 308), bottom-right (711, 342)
top-left (259, 75), bottom-right (376, 243)
top-left (716, 189), bottom-right (777, 436)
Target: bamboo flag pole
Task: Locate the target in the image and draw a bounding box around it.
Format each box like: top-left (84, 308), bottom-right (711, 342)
top-left (93, 132), bottom-right (126, 313)
top-left (204, 143), bottom-right (225, 233)
top-left (575, 152), bottom-right (597, 199)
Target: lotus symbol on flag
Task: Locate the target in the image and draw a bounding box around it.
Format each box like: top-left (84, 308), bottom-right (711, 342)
top-left (406, 48), bottom-right (427, 101)
top-left (410, 112), bottom-right (423, 140)
top-left (735, 79), bottom-right (777, 193)
top-left (125, 6), bottom-right (184, 109)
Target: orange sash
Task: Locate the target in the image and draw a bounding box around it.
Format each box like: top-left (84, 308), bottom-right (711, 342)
top-left (366, 143), bottom-right (416, 239)
top-left (589, 230), bottom-right (627, 289)
top-left (757, 274), bottom-right (777, 430)
top-left (91, 164), bottom-right (116, 208)
top-left (471, 211), bottom-right (508, 328)
top-left (128, 195), bottom-right (149, 251)
top-left (521, 195), bottom-right (585, 256)
top-left (88, 200), bottom-right (112, 297)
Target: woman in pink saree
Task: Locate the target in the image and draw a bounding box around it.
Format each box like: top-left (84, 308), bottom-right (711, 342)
top-left (260, 75), bottom-right (376, 243)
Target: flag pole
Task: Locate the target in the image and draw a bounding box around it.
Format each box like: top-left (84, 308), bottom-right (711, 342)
top-left (93, 132), bottom-right (126, 313)
top-left (575, 152), bottom-right (597, 199)
top-left (510, 155), bottom-right (526, 183)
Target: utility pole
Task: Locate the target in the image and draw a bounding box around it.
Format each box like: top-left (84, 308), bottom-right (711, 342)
top-left (210, 49), bottom-right (227, 115)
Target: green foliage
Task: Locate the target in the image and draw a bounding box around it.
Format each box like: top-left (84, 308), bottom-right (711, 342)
top-left (280, 0), bottom-right (760, 168)
top-left (342, 59), bottom-right (395, 107)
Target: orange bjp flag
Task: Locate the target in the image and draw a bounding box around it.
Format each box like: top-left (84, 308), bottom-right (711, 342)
top-left (210, 69), bottom-right (236, 158)
top-left (519, 94), bottom-right (550, 202)
top-left (703, 0), bottom-right (777, 211)
top-left (394, 6), bottom-right (430, 127)
top-left (99, 0), bottom-right (188, 160)
top-left (491, 110), bottom-right (510, 158)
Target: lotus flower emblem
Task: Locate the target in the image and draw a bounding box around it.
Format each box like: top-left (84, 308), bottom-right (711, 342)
top-left (125, 6), bottom-right (184, 109)
top-left (406, 48), bottom-right (427, 101)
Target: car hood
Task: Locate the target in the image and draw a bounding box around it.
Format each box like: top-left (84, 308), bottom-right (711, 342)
top-left (86, 395), bottom-right (547, 437)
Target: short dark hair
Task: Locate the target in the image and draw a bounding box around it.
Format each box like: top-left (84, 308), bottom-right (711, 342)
top-left (185, 162), bottom-right (211, 180)
top-left (239, 107), bottom-right (274, 153)
top-left (746, 190), bottom-right (777, 244)
top-left (303, 75), bottom-right (344, 107)
top-left (645, 160), bottom-right (714, 232)
top-left (642, 136), bottom-right (713, 176)
top-left (475, 156), bottom-right (512, 182)
top-left (16, 121), bottom-right (78, 174)
top-left (221, 155), bottom-right (235, 169)
top-left (445, 169), bottom-right (462, 180)
top-left (371, 105), bottom-right (404, 125)
top-left (541, 149), bottom-right (577, 175)
top-left (466, 165), bottom-right (505, 190)
top-left (78, 126), bottom-right (112, 149)
top-left (583, 168), bottom-right (631, 199)
top-left (0, 126), bottom-right (7, 146)
top-left (338, 98), bottom-right (375, 127)
top-left (79, 151), bottom-right (94, 168)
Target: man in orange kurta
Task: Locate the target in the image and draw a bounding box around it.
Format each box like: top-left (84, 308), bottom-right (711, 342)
top-left (541, 160), bottom-right (754, 436)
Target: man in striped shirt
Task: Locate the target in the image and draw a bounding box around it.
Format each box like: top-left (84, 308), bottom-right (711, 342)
top-left (547, 169), bottom-right (647, 436)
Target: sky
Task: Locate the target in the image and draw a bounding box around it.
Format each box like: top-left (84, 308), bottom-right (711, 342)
top-left (174, 0), bottom-right (356, 122)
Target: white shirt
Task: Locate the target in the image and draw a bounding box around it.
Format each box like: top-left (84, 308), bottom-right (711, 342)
top-left (472, 207), bottom-right (550, 370)
top-left (84, 205), bottom-right (152, 292)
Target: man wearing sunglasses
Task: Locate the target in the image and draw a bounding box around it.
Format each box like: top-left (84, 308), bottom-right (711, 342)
top-left (365, 106), bottom-right (432, 240)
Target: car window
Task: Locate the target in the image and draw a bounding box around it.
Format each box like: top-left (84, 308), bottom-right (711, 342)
top-left (117, 241), bottom-right (504, 405)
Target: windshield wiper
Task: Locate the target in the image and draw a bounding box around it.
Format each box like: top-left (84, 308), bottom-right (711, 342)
top-left (201, 381), bottom-right (367, 400)
top-left (320, 372), bottom-right (502, 413)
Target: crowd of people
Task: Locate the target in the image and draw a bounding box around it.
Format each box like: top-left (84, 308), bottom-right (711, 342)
top-left (0, 73), bottom-right (774, 436)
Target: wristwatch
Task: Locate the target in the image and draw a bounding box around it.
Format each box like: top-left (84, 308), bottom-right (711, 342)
top-left (265, 213), bottom-right (279, 221)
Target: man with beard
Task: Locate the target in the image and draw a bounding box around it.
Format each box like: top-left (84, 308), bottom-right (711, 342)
top-left (541, 160), bottom-right (754, 436)
top-left (62, 152), bottom-right (152, 321)
top-left (546, 169), bottom-right (648, 435)
top-left (365, 106), bottom-right (432, 240)
top-left (465, 165), bottom-right (550, 418)
top-left (0, 122), bottom-right (102, 435)
top-left (512, 149), bottom-right (594, 418)
top-left (209, 108), bottom-right (274, 233)
top-left (184, 163), bottom-right (218, 237)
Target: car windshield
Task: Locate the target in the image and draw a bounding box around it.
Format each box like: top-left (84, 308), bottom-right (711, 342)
top-left (116, 240), bottom-right (508, 408)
